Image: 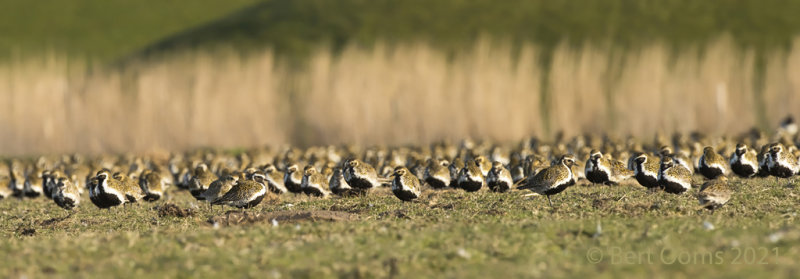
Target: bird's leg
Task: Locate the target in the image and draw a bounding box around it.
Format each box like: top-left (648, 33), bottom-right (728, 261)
top-left (547, 195), bottom-right (553, 208)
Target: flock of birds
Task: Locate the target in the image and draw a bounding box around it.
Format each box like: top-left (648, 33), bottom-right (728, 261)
top-left (1, 117), bottom-right (799, 214)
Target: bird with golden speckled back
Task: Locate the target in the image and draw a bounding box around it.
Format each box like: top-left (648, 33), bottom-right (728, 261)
top-left (516, 154), bottom-right (577, 208)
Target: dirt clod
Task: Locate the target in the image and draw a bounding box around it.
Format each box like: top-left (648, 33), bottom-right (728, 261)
top-left (156, 203), bottom-right (195, 218)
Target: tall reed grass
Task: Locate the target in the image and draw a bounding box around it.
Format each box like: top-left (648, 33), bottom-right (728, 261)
top-left (1, 38), bottom-right (798, 155)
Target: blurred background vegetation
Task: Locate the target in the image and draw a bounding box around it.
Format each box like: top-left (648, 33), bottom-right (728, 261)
top-left (3, 0), bottom-right (800, 61)
top-left (1, 0), bottom-right (799, 155)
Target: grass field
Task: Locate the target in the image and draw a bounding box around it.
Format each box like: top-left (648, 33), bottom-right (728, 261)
top-left (2, 177), bottom-right (798, 277)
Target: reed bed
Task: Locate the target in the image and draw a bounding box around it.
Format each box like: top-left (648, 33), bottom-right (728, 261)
top-left (1, 38), bottom-right (798, 155)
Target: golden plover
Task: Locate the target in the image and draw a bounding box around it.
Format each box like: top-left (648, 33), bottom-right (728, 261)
top-left (697, 176), bottom-right (731, 213)
top-left (53, 175), bottom-right (81, 210)
top-left (517, 154), bottom-right (577, 207)
top-left (456, 158), bottom-right (485, 192)
top-left (486, 161), bottom-right (512, 192)
top-left (212, 173), bottom-right (268, 209)
top-left (729, 143), bottom-right (758, 178)
top-left (631, 153), bottom-right (661, 189)
top-left (189, 164), bottom-right (218, 200)
top-left (391, 167), bottom-right (421, 201)
top-left (343, 159), bottom-right (381, 190)
top-left (423, 159), bottom-right (451, 189)
top-left (768, 143), bottom-right (799, 178)
top-left (283, 164), bottom-right (304, 193)
top-left (698, 146), bottom-right (728, 179)
top-left (301, 166), bottom-right (331, 197)
top-left (262, 164), bottom-right (288, 194)
top-left (658, 156), bottom-right (692, 194)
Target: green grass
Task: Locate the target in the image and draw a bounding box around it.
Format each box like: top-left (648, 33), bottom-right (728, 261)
top-left (1, 177), bottom-right (798, 278)
top-left (3, 0), bottom-right (800, 63)
top-left (0, 0), bottom-right (258, 62)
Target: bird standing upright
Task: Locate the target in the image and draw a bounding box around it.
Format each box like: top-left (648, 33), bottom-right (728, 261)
top-left (517, 154), bottom-right (577, 207)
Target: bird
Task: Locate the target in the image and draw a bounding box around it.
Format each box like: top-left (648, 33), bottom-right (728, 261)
top-left (283, 164), bottom-right (304, 193)
top-left (659, 146), bottom-right (694, 174)
top-left (631, 152), bottom-right (661, 189)
top-left (301, 166), bottom-right (330, 197)
top-left (697, 176), bottom-right (731, 213)
top-left (109, 171), bottom-right (145, 203)
top-left (343, 159), bottom-right (381, 190)
top-left (698, 146), bottom-right (728, 179)
top-left (0, 176), bottom-right (12, 199)
top-left (42, 170), bottom-right (55, 199)
top-left (658, 156), bottom-right (692, 194)
top-left (729, 143), bottom-right (758, 178)
top-left (755, 144), bottom-right (772, 177)
top-left (767, 143), bottom-right (799, 178)
top-left (53, 175), bottom-right (81, 210)
top-left (329, 167), bottom-right (361, 196)
top-left (517, 154), bottom-right (577, 207)
top-left (584, 150), bottom-right (634, 185)
top-left (212, 173), bottom-right (268, 209)
top-left (391, 167), bottom-right (421, 202)
top-left (139, 170), bottom-right (168, 201)
top-left (189, 164), bottom-right (218, 200)
top-left (448, 157), bottom-right (465, 188)
top-left (423, 159), bottom-right (451, 189)
top-left (486, 161), bottom-right (512, 192)
top-left (457, 158), bottom-right (485, 192)
top-left (23, 167), bottom-right (44, 198)
top-left (91, 170), bottom-right (127, 209)
top-left (201, 175), bottom-right (238, 204)
top-left (261, 164), bottom-right (288, 194)
top-left (473, 156), bottom-right (492, 177)
top-left (8, 160), bottom-right (25, 197)
top-left (777, 115), bottom-right (797, 137)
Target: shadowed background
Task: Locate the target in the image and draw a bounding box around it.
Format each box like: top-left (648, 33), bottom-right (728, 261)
top-left (1, 0), bottom-right (799, 155)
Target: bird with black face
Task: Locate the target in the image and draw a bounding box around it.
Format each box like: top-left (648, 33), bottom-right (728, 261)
top-left (658, 156), bottom-right (692, 194)
top-left (457, 158), bottom-right (485, 192)
top-left (391, 167), bottom-right (421, 202)
top-left (23, 166), bottom-right (44, 198)
top-left (54, 175), bottom-right (81, 210)
top-left (585, 150), bottom-right (633, 185)
top-left (189, 163), bottom-right (217, 200)
top-left (729, 143), bottom-right (758, 178)
top-left (423, 158), bottom-right (451, 189)
top-left (301, 166), bottom-right (330, 197)
top-left (659, 146), bottom-right (693, 175)
top-left (698, 146), bottom-right (728, 179)
top-left (139, 170), bottom-right (168, 201)
top-left (262, 164), bottom-right (288, 195)
top-left (91, 170), bottom-right (126, 209)
top-left (448, 158), bottom-right (465, 188)
top-left (486, 161), bottom-right (512, 192)
top-left (756, 144), bottom-right (772, 177)
top-left (330, 167), bottom-right (362, 196)
top-left (283, 164), bottom-right (304, 194)
top-left (767, 143), bottom-right (799, 178)
top-left (517, 154), bottom-right (577, 208)
top-left (343, 159), bottom-right (381, 191)
top-left (631, 153), bottom-right (660, 190)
